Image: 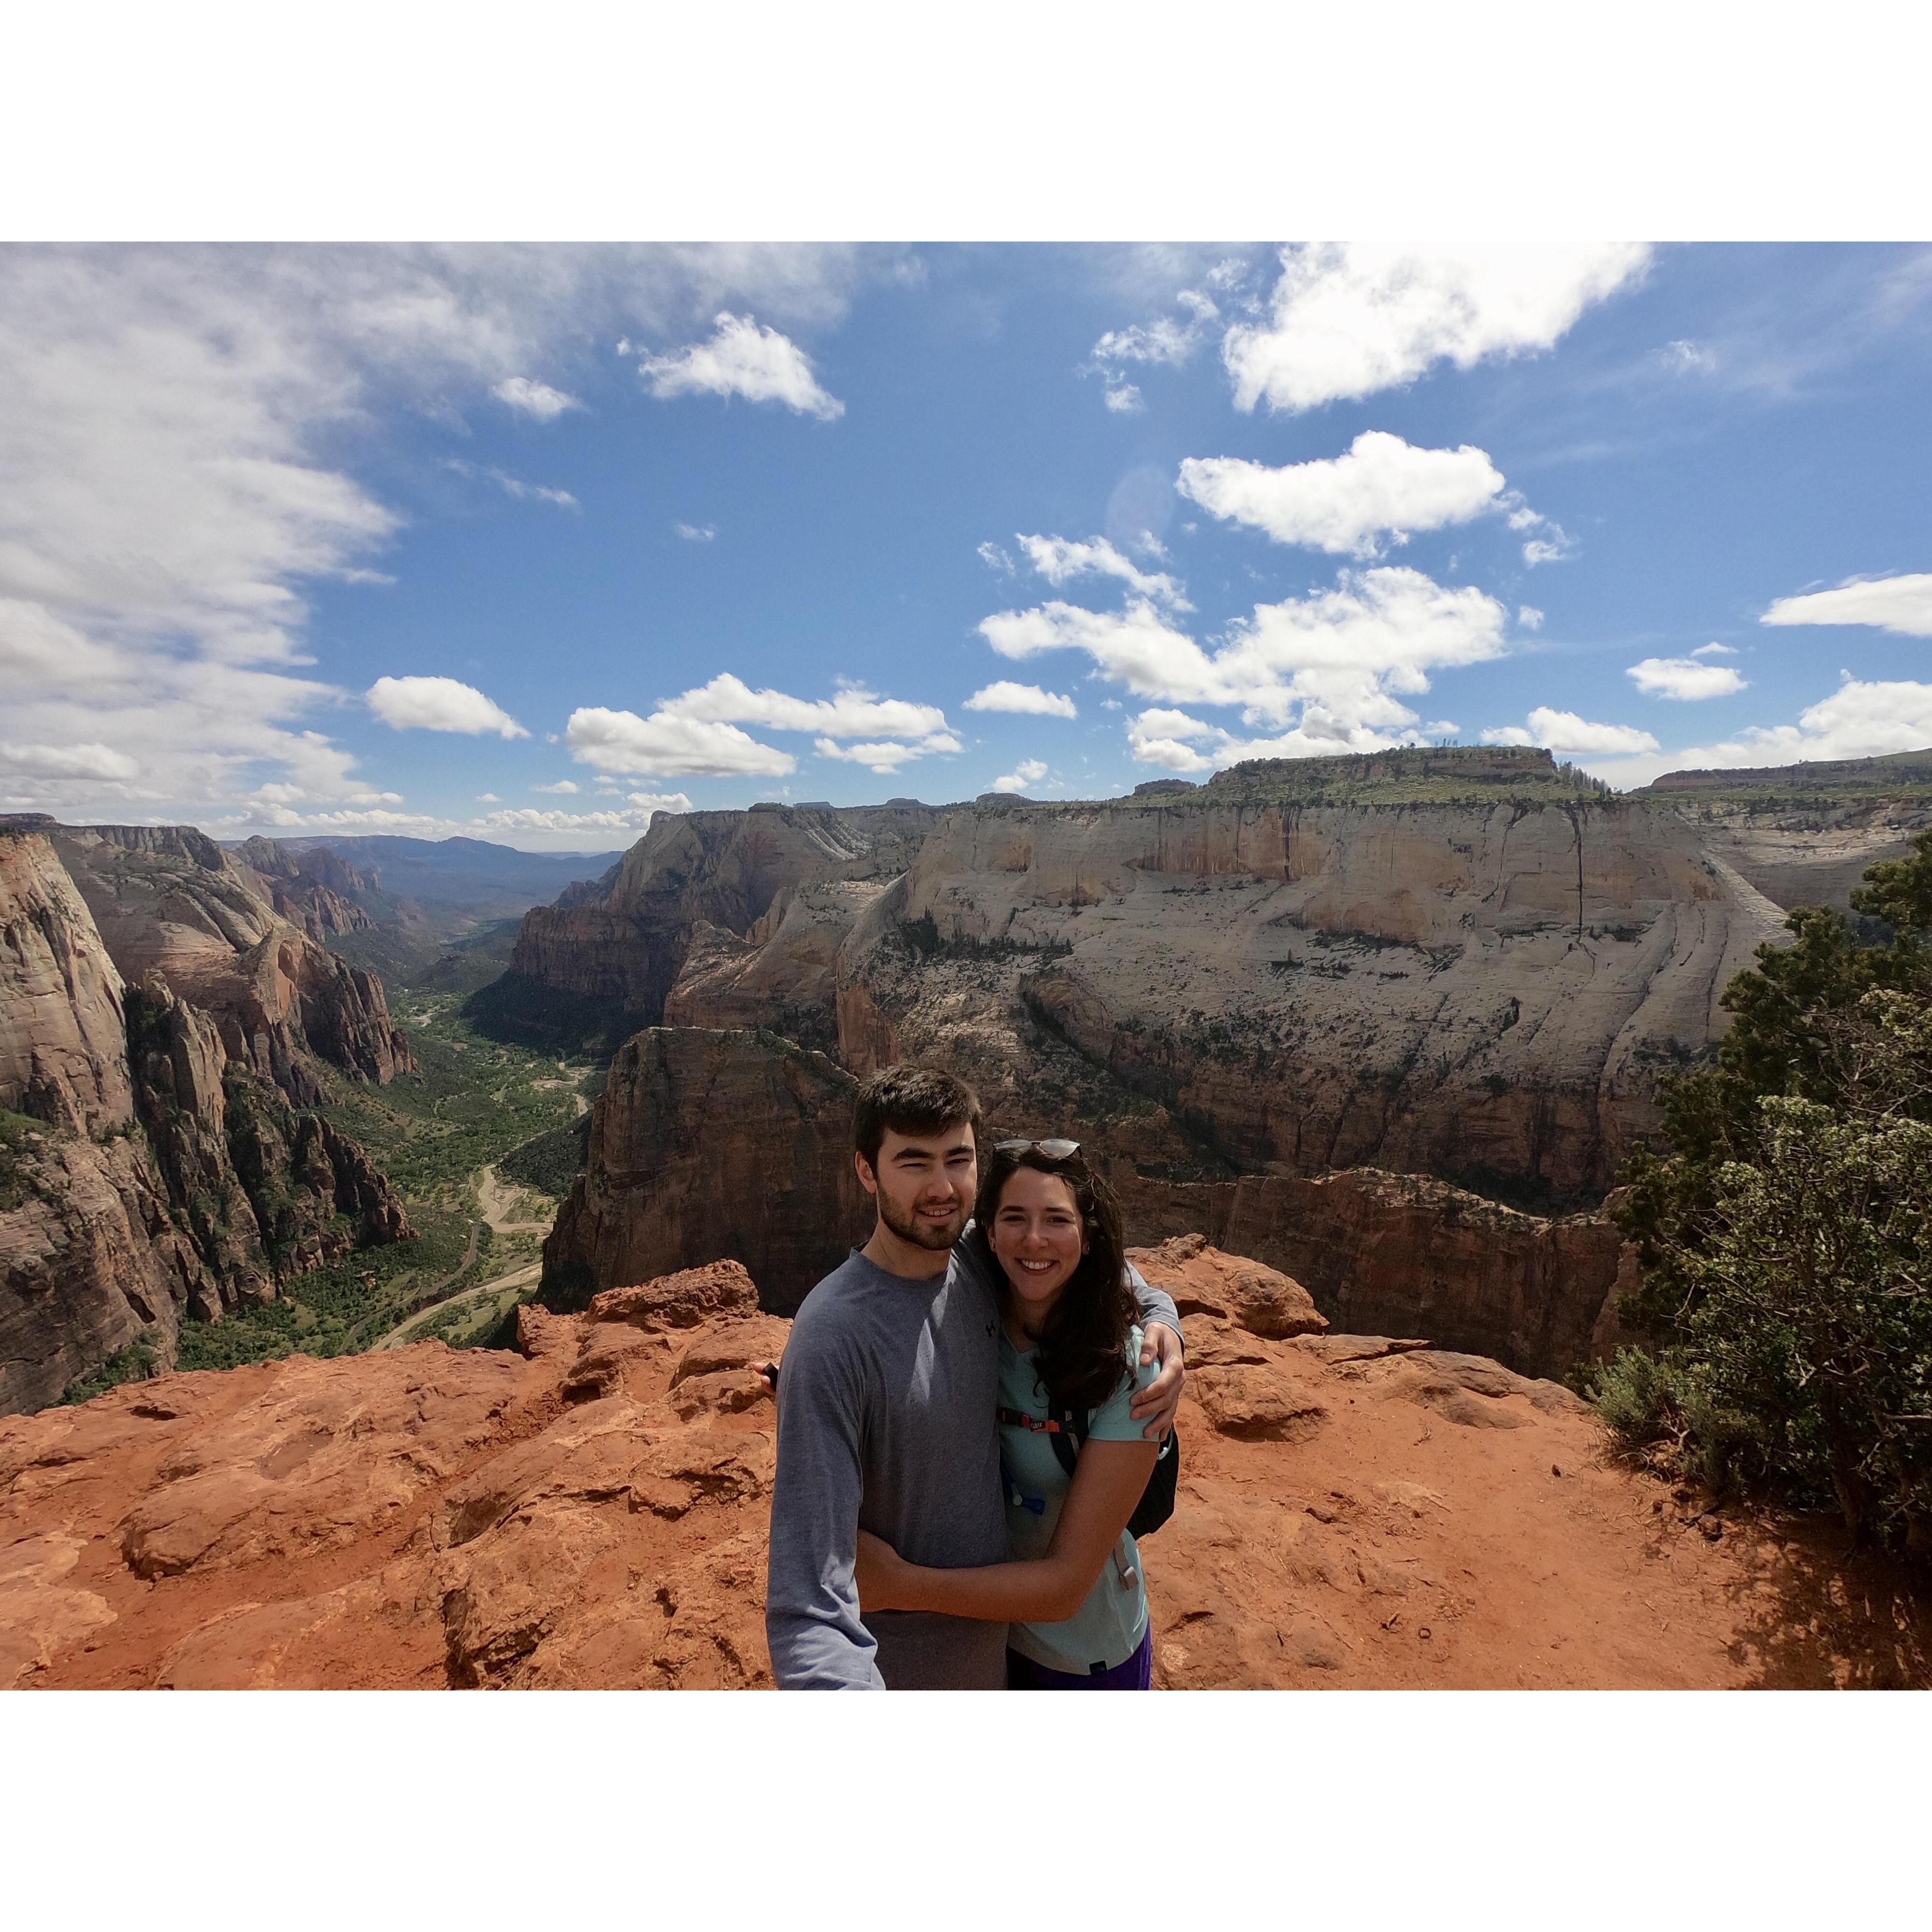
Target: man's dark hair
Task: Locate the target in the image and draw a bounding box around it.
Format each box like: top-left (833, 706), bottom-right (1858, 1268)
top-left (853, 1065), bottom-right (982, 1171)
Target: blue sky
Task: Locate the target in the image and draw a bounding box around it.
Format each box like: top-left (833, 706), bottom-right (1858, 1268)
top-left (5, 242), bottom-right (1932, 850)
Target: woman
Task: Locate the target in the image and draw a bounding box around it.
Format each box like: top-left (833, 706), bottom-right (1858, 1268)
top-left (854, 1138), bottom-right (1162, 1689)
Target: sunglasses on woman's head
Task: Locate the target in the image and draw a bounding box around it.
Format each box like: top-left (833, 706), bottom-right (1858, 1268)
top-left (995, 1138), bottom-right (1081, 1159)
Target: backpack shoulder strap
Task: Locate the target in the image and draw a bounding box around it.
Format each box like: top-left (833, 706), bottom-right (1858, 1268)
top-left (1045, 1392), bottom-right (1085, 1480)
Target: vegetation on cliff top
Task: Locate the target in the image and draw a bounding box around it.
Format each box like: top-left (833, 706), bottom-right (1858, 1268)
top-left (1605, 829), bottom-right (1932, 1556)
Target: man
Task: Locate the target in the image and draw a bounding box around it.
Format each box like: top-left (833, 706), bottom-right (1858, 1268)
top-left (766, 1065), bottom-right (1185, 1690)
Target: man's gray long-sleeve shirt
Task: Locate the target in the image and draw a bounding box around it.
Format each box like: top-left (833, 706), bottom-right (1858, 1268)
top-left (765, 1238), bottom-right (1180, 1690)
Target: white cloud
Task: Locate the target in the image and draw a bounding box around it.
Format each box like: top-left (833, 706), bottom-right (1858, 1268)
top-left (1521, 527), bottom-right (1577, 567)
top-left (470, 793), bottom-right (689, 839)
top-left (814, 734), bottom-right (963, 774)
top-left (1691, 642), bottom-right (1737, 658)
top-left (565, 706), bottom-right (796, 779)
top-left (992, 759), bottom-right (1049, 794)
top-left (1583, 677), bottom-right (1932, 789)
top-left (1627, 656), bottom-right (1749, 700)
top-left (1519, 606), bottom-right (1545, 630)
top-left (986, 567), bottom-right (1509, 759)
top-left (673, 521), bottom-right (716, 541)
top-left (977, 541), bottom-right (1015, 574)
top-left (1014, 533), bottom-right (1189, 610)
top-left (0, 243), bottom-right (871, 823)
top-left (531, 779), bottom-right (580, 794)
top-left (661, 672), bottom-right (949, 743)
top-left (1091, 286), bottom-right (1222, 391)
top-left (638, 312), bottom-right (844, 420)
top-left (964, 681), bottom-right (1077, 718)
top-left (1126, 709), bottom-right (1222, 773)
top-left (1761, 572), bottom-right (1932, 637)
top-left (445, 458), bottom-right (578, 510)
top-left (626, 790), bottom-right (694, 816)
top-left (475, 792), bottom-right (500, 802)
top-left (1223, 244), bottom-right (1651, 413)
top-left (1482, 709), bottom-right (1660, 756)
top-left (1178, 432), bottom-right (1508, 559)
top-left (0, 739), bottom-right (142, 781)
top-left (367, 675), bottom-right (528, 738)
top-left (492, 376), bottom-right (582, 420)
top-left (1103, 384), bottom-right (1143, 413)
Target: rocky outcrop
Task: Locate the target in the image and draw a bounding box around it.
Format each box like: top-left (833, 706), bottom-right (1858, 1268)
top-left (1121, 1168), bottom-right (1632, 1380)
top-left (663, 882), bottom-right (887, 1053)
top-left (1, 830), bottom-right (412, 1415)
top-left (0, 834), bottom-right (135, 1133)
top-left (0, 1129), bottom-right (205, 1416)
top-left (231, 837), bottom-right (377, 943)
top-left (48, 823), bottom-right (412, 1097)
top-left (479, 803), bottom-right (942, 1049)
top-left (543, 1028), bottom-right (867, 1315)
top-left (6, 1244), bottom-right (1922, 1690)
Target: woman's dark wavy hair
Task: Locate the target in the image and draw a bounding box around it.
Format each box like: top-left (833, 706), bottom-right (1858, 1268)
top-left (970, 1143), bottom-right (1135, 1414)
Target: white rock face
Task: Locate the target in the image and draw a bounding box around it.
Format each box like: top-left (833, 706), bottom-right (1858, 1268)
top-left (839, 795), bottom-right (1791, 1199)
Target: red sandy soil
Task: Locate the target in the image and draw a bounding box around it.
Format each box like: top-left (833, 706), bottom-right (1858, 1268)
top-left (2, 1245), bottom-right (1925, 1690)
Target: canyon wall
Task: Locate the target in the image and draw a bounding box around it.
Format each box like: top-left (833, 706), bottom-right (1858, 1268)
top-left (543, 1027), bottom-right (868, 1316)
top-left (844, 788), bottom-right (1788, 1203)
top-left (477, 803), bottom-right (941, 1049)
top-left (1, 825), bottom-right (413, 1416)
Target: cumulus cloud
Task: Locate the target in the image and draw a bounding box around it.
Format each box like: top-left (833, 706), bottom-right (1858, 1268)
top-left (1520, 526), bottom-right (1577, 567)
top-left (1013, 534), bottom-right (1189, 610)
top-left (1627, 656), bottom-right (1749, 700)
top-left (638, 313), bottom-right (844, 420)
top-left (993, 759), bottom-right (1049, 794)
top-left (985, 567), bottom-right (1509, 758)
top-left (565, 706), bottom-right (797, 779)
top-left (673, 521), bottom-right (716, 541)
top-left (1482, 709), bottom-right (1661, 755)
top-left (1178, 432), bottom-right (1509, 559)
top-left (1103, 384), bottom-right (1143, 413)
top-left (1692, 642), bottom-right (1737, 658)
top-left (1519, 606), bottom-right (1545, 630)
top-left (492, 376), bottom-right (582, 420)
top-left (815, 735), bottom-right (963, 774)
top-left (964, 682), bottom-right (1077, 718)
top-left (531, 779), bottom-right (580, 794)
top-left (367, 676), bottom-right (529, 738)
top-left (1222, 244), bottom-right (1651, 413)
top-left (0, 242), bottom-right (872, 824)
top-left (471, 792), bottom-right (691, 838)
top-left (662, 672), bottom-right (950, 742)
top-left (1761, 572), bottom-right (1932, 637)
top-left (0, 739), bottom-right (142, 781)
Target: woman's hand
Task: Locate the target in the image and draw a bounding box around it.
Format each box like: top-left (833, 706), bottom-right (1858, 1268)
top-left (1129, 1322), bottom-right (1186, 1440)
top-left (854, 1529), bottom-right (916, 1613)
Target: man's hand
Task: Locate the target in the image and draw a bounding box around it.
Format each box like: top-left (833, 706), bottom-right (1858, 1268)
top-left (1130, 1322), bottom-right (1185, 1440)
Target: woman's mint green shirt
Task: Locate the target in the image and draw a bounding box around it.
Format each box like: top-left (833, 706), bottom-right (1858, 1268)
top-left (999, 1322), bottom-right (1158, 1675)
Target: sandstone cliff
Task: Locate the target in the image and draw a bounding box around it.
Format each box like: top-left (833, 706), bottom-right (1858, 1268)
top-left (49, 823), bottom-right (412, 1097)
top-left (479, 802), bottom-right (942, 1049)
top-left (543, 1028), bottom-right (868, 1315)
top-left (231, 837), bottom-right (378, 944)
top-left (542, 1023), bottom-right (1626, 1370)
top-left (1, 828), bottom-right (412, 1416)
top-left (836, 784), bottom-right (1787, 1203)
top-left (4, 1246), bottom-right (1920, 1690)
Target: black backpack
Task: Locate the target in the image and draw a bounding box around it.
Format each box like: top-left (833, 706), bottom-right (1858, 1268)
top-left (1043, 1395), bottom-right (1180, 1540)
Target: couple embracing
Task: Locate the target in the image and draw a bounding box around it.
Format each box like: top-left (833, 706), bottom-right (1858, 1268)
top-left (765, 1065), bottom-right (1186, 1690)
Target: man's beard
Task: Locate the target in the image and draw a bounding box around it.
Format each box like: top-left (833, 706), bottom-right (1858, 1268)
top-left (877, 1187), bottom-right (964, 1251)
